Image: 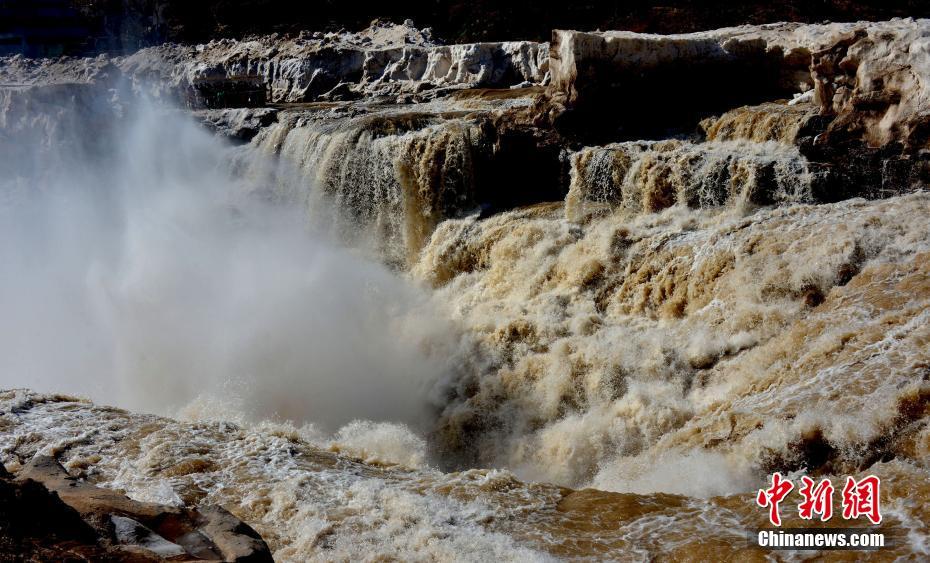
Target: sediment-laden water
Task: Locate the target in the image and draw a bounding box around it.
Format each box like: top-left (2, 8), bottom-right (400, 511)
top-left (2, 17), bottom-right (930, 562)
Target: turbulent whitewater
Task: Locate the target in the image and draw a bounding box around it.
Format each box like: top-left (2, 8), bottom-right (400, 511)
top-left (2, 17), bottom-right (930, 562)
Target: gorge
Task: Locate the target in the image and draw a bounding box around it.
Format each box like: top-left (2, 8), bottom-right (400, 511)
top-left (2, 15), bottom-right (930, 561)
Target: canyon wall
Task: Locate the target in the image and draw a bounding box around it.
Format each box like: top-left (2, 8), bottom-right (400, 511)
top-left (2, 21), bottom-right (548, 108)
top-left (548, 19), bottom-right (930, 151)
top-left (120, 29), bottom-right (548, 107)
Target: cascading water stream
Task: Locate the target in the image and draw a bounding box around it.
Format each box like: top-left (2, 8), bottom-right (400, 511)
top-left (242, 109), bottom-right (484, 267)
top-left (3, 16), bottom-right (930, 559)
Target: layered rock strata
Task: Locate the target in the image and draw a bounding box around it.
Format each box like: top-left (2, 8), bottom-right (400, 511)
top-left (547, 19), bottom-right (930, 146)
top-left (5, 20), bottom-right (928, 253)
top-left (0, 20), bottom-right (548, 109)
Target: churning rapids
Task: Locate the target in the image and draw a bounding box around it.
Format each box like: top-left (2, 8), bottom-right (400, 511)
top-left (3, 18), bottom-right (930, 561)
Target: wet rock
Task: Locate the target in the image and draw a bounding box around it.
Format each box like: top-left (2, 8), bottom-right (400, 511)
top-left (190, 75), bottom-right (267, 109)
top-left (196, 507), bottom-right (271, 563)
top-left (192, 107), bottom-right (279, 142)
top-left (319, 81), bottom-right (362, 102)
top-left (0, 462), bottom-right (109, 561)
top-left (7, 455), bottom-right (274, 562)
top-left (111, 516), bottom-right (187, 558)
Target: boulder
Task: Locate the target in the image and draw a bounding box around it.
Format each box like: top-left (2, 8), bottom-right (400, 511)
top-left (3, 455), bottom-right (274, 562)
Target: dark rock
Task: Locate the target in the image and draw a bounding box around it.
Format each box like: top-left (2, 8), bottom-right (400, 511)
top-left (0, 461), bottom-right (126, 561)
top-left (190, 76), bottom-right (267, 109)
top-left (193, 108), bottom-right (279, 142)
top-left (1, 455), bottom-right (274, 562)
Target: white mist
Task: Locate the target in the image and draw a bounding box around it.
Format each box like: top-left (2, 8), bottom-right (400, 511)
top-left (0, 100), bottom-right (463, 433)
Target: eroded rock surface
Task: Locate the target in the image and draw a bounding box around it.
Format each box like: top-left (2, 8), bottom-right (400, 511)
top-left (1, 20), bottom-right (548, 111)
top-left (127, 32), bottom-right (547, 107)
top-left (0, 454), bottom-right (273, 562)
top-left (547, 19), bottom-right (930, 149)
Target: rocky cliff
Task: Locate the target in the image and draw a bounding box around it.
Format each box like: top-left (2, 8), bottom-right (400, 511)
top-left (1, 21), bottom-right (547, 108)
top-left (545, 19), bottom-right (930, 217)
top-left (119, 22), bottom-right (548, 107)
top-left (549, 19), bottom-right (930, 149)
